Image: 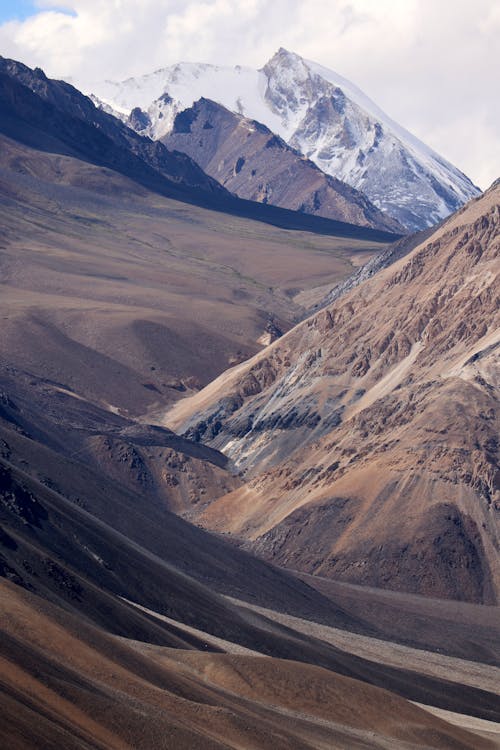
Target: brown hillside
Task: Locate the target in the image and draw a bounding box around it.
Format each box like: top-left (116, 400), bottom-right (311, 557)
top-left (165, 183), bottom-right (499, 604)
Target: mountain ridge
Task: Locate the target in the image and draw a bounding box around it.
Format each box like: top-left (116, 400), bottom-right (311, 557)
top-left (161, 96), bottom-right (403, 232)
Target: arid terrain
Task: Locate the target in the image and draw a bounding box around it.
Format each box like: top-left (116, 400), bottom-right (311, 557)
top-left (0, 58), bottom-right (498, 749)
top-left (0, 112), bottom-right (394, 415)
top-left (165, 182), bottom-right (500, 605)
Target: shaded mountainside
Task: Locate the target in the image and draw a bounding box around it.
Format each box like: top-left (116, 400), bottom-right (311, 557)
top-left (0, 369), bottom-right (363, 650)
top-left (90, 48), bottom-right (480, 231)
top-left (1, 372), bottom-right (500, 744)
top-left (3, 582), bottom-right (498, 750)
top-left (0, 57), bottom-right (227, 204)
top-left (165, 184), bottom-right (500, 605)
top-left (162, 97), bottom-right (403, 233)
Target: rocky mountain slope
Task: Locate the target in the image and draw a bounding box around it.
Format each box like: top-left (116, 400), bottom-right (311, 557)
top-left (161, 97), bottom-right (403, 232)
top-left (2, 226), bottom-right (497, 750)
top-left (165, 182), bottom-right (500, 605)
top-left (1, 326), bottom-right (499, 748)
top-left (90, 48), bottom-right (480, 231)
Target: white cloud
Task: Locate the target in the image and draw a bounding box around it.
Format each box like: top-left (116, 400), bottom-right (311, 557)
top-left (0, 0), bottom-right (497, 188)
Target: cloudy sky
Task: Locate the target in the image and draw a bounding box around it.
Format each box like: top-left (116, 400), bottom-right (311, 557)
top-left (0, 0), bottom-right (498, 189)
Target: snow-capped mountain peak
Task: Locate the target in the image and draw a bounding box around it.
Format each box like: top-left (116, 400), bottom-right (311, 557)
top-left (87, 49), bottom-right (480, 231)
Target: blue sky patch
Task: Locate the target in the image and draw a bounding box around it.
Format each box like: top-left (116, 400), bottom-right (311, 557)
top-left (0, 1), bottom-right (75, 24)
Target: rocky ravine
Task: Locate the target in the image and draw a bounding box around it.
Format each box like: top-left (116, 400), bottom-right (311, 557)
top-left (165, 182), bottom-right (500, 604)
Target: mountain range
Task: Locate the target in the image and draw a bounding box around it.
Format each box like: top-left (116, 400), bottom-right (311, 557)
top-left (1, 55), bottom-right (399, 240)
top-left (89, 48), bottom-right (481, 231)
top-left (0, 55), bottom-right (498, 750)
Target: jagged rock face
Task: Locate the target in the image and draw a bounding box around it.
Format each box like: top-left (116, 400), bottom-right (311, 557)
top-left (89, 48), bottom-right (480, 231)
top-left (128, 105), bottom-right (151, 132)
top-left (162, 97), bottom-right (403, 232)
top-left (164, 184), bottom-right (500, 604)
